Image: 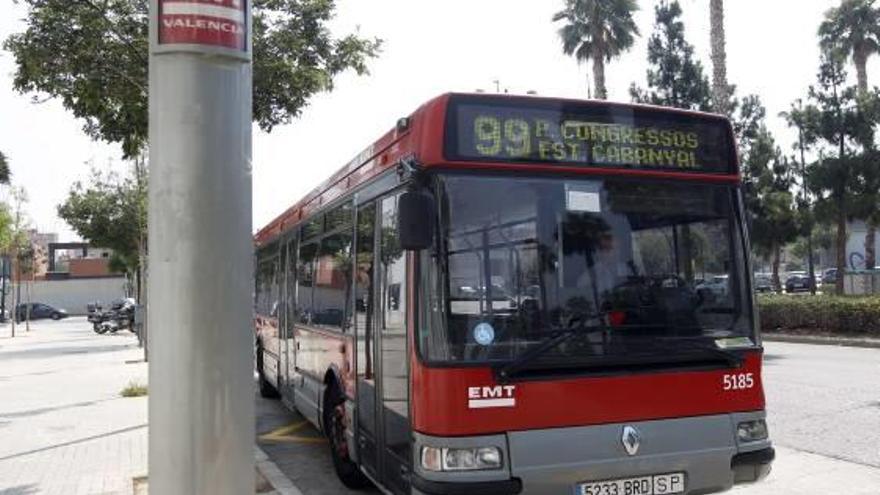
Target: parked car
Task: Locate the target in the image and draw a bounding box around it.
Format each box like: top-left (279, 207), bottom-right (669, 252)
top-left (696, 275), bottom-right (730, 299)
top-left (784, 273), bottom-right (813, 293)
top-left (753, 274), bottom-right (775, 293)
top-left (822, 268), bottom-right (838, 284)
top-left (15, 302), bottom-right (68, 322)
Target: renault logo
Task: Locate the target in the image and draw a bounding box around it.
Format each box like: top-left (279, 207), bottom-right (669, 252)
top-left (622, 426), bottom-right (641, 456)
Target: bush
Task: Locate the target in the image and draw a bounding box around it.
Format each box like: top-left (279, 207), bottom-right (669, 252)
top-left (757, 294), bottom-right (880, 336)
top-left (120, 381), bottom-right (148, 397)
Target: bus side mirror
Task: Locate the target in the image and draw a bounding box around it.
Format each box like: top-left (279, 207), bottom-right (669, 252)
top-left (398, 191), bottom-right (435, 250)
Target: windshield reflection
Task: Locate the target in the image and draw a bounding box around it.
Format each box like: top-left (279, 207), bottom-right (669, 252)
top-left (420, 174), bottom-right (753, 366)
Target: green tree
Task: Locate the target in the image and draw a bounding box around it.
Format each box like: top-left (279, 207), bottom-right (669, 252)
top-left (791, 223), bottom-right (835, 266)
top-left (57, 167), bottom-right (147, 297)
top-left (0, 202), bottom-right (13, 327)
top-left (553, 0), bottom-right (640, 100)
top-left (0, 151), bottom-right (10, 185)
top-left (0, 207), bottom-right (13, 259)
top-left (744, 130), bottom-right (799, 290)
top-left (5, 188), bottom-right (30, 336)
top-left (630, 0), bottom-right (711, 111)
top-left (798, 53), bottom-right (880, 293)
top-left (819, 0), bottom-right (880, 269)
top-left (4, 0), bottom-right (382, 159)
top-left (731, 94), bottom-right (767, 154)
top-left (0, 151), bottom-right (13, 325)
top-left (779, 101), bottom-right (815, 292)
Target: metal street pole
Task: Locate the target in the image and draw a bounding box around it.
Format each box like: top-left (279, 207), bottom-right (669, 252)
top-left (1, 257), bottom-right (7, 323)
top-left (148, 2), bottom-right (254, 494)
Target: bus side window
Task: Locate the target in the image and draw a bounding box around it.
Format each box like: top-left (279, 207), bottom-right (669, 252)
top-left (312, 227), bottom-right (353, 331)
top-left (286, 237), bottom-right (298, 328)
top-left (380, 196), bottom-right (406, 332)
top-left (256, 256), bottom-right (277, 317)
top-left (297, 240), bottom-right (318, 324)
top-left (254, 258), bottom-right (262, 313)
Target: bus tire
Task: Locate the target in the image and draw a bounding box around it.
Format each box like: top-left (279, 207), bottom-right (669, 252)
top-left (324, 384), bottom-right (371, 489)
top-left (256, 347), bottom-right (280, 399)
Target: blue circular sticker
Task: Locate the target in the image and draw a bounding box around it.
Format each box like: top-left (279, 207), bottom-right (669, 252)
top-left (473, 322), bottom-right (495, 346)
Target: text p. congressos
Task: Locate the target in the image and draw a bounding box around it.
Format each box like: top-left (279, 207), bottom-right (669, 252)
top-left (472, 116), bottom-right (702, 170)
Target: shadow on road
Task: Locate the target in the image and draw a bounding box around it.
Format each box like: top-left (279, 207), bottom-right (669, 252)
top-left (762, 353), bottom-right (786, 363)
top-left (0, 424), bottom-right (148, 462)
top-left (0, 344), bottom-right (138, 360)
top-left (0, 397), bottom-right (122, 419)
top-left (256, 386), bottom-right (380, 495)
top-left (0, 484), bottom-right (40, 494)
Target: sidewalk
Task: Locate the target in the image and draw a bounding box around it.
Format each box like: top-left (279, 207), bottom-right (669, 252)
top-left (0, 318), bottom-right (148, 495)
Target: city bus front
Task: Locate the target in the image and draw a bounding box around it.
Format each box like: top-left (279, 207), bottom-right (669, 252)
top-left (406, 95), bottom-right (773, 495)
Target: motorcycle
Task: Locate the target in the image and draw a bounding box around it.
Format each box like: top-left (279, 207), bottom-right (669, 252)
top-left (88, 298), bottom-right (136, 334)
top-left (100, 298), bottom-right (136, 334)
top-left (87, 302), bottom-right (110, 334)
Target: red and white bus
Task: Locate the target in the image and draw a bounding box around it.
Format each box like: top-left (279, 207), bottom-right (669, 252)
top-left (254, 93), bottom-right (773, 495)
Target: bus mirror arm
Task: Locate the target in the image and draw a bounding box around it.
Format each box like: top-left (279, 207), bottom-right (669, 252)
top-left (398, 189), bottom-right (435, 251)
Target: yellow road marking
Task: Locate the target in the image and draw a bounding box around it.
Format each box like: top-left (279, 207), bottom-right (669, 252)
top-left (259, 420), bottom-right (326, 444)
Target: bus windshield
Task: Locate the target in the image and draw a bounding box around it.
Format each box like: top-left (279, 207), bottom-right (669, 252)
top-left (420, 174), bottom-right (754, 367)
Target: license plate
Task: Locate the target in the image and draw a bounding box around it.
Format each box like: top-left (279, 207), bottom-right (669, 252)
top-left (578, 472), bottom-right (685, 495)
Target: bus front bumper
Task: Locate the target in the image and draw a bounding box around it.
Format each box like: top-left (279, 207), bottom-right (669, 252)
top-left (412, 412), bottom-right (772, 495)
top-left (411, 476), bottom-right (523, 495)
top-left (732, 447), bottom-right (775, 483)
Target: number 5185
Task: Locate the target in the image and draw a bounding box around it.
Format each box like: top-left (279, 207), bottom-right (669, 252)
top-left (723, 373), bottom-right (754, 391)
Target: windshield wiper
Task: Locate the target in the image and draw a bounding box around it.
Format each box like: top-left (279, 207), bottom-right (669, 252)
top-left (673, 338), bottom-right (745, 367)
top-left (635, 335), bottom-right (745, 367)
top-left (495, 316), bottom-right (607, 382)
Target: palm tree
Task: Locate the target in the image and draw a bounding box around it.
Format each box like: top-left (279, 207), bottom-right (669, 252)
top-left (819, 0), bottom-right (880, 269)
top-left (820, 0), bottom-right (880, 96)
top-left (553, 0), bottom-right (640, 100)
top-left (709, 0), bottom-right (732, 115)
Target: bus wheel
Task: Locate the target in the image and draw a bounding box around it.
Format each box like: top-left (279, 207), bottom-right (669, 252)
top-left (324, 385), bottom-right (371, 489)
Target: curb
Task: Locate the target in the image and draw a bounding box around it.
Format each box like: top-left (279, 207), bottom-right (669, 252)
top-left (255, 446), bottom-right (305, 495)
top-left (763, 333), bottom-right (880, 349)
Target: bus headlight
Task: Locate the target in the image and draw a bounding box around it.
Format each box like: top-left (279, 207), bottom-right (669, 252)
top-left (737, 420), bottom-right (768, 443)
top-left (420, 446), bottom-right (503, 472)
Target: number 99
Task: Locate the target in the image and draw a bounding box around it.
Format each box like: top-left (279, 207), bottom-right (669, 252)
top-left (475, 116), bottom-right (502, 156)
top-left (504, 119), bottom-right (531, 157)
top-left (474, 117), bottom-right (532, 158)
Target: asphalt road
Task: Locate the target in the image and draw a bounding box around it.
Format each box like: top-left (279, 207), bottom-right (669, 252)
top-left (762, 340), bottom-right (880, 468)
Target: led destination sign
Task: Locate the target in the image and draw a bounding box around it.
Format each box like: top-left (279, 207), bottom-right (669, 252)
top-left (445, 97), bottom-right (735, 174)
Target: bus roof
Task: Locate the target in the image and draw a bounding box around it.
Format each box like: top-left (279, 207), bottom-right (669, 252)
top-left (254, 93), bottom-right (739, 247)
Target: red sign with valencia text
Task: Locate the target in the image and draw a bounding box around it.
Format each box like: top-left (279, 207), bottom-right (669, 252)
top-left (159, 0), bottom-right (246, 51)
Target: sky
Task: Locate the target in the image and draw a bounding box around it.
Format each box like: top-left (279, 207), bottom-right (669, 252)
top-left (1, 0), bottom-right (878, 240)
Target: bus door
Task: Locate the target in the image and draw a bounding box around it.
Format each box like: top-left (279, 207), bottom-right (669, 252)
top-left (277, 240), bottom-right (288, 393)
top-left (376, 194), bottom-right (411, 494)
top-left (280, 236), bottom-right (297, 397)
top-left (257, 252), bottom-right (281, 386)
top-left (354, 195), bottom-right (411, 494)
top-left (355, 202), bottom-right (379, 478)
